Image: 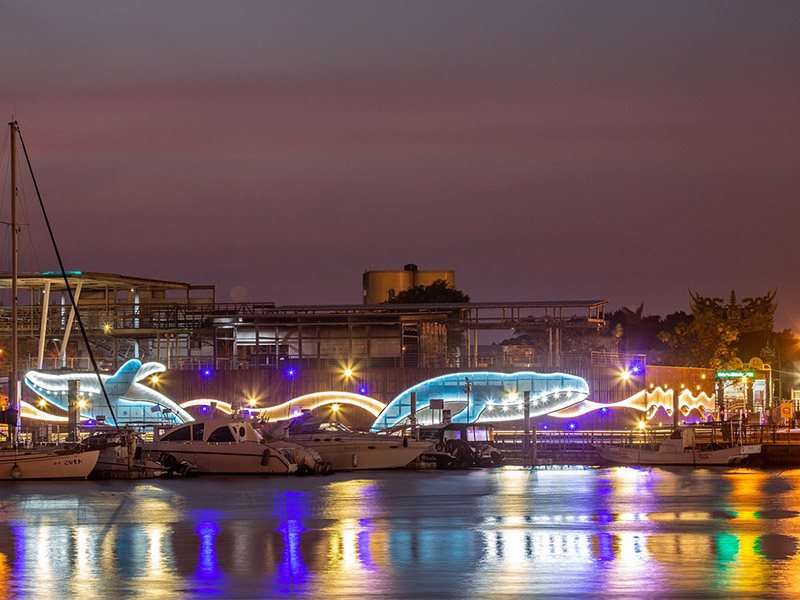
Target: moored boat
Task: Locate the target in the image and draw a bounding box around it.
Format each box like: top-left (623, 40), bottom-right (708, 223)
top-left (0, 446), bottom-right (100, 480)
top-left (142, 416), bottom-right (329, 475)
top-left (262, 412), bottom-right (432, 471)
top-left (594, 426), bottom-right (761, 466)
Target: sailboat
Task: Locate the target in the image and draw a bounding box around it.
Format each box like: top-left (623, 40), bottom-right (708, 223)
top-left (0, 120), bottom-right (99, 479)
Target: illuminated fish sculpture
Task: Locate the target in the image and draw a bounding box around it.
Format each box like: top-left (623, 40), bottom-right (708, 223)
top-left (24, 360), bottom-right (193, 425)
top-left (371, 371), bottom-right (590, 430)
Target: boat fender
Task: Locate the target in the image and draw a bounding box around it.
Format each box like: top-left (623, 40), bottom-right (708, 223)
top-left (10, 463), bottom-right (22, 479)
top-left (403, 436), bottom-right (408, 448)
top-left (352, 453), bottom-right (358, 468)
top-left (435, 442), bottom-right (444, 452)
top-left (261, 449), bottom-right (272, 467)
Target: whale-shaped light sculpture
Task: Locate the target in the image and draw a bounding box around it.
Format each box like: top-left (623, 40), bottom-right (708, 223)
top-left (371, 371), bottom-right (590, 430)
top-left (24, 359), bottom-right (193, 425)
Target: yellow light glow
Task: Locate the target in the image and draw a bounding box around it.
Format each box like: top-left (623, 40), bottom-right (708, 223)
top-left (103, 323), bottom-right (111, 333)
top-left (507, 392), bottom-right (519, 402)
top-left (332, 403), bottom-right (340, 412)
top-left (344, 368), bottom-right (353, 377)
top-left (680, 383), bottom-right (685, 389)
top-left (78, 399), bottom-right (86, 408)
top-left (151, 375), bottom-right (159, 384)
top-left (39, 399), bottom-right (46, 408)
top-left (650, 383), bottom-right (654, 389)
top-left (637, 421), bottom-right (646, 430)
top-left (621, 370), bottom-right (631, 381)
top-left (248, 397), bottom-right (256, 407)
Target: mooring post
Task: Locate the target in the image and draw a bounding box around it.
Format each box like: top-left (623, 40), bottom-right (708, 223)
top-left (524, 391), bottom-right (531, 466)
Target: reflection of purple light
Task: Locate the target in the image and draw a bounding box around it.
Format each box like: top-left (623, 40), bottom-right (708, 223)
top-left (11, 520), bottom-right (26, 578)
top-left (597, 532), bottom-right (615, 561)
top-left (194, 520), bottom-right (222, 581)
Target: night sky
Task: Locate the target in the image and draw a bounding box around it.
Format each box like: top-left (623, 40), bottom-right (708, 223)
top-left (2, 2), bottom-right (799, 328)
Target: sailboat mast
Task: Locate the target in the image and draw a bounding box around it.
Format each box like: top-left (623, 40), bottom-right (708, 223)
top-left (9, 121), bottom-right (18, 412)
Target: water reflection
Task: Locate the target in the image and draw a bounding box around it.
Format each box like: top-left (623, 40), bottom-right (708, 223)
top-left (0, 470), bottom-right (798, 597)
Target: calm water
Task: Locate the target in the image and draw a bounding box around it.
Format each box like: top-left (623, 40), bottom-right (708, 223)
top-left (1, 467), bottom-right (799, 599)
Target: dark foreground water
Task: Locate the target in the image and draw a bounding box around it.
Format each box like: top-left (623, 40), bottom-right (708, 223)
top-left (1, 467), bottom-right (799, 599)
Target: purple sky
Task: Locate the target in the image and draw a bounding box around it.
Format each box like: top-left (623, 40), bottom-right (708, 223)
top-left (2, 1), bottom-right (799, 328)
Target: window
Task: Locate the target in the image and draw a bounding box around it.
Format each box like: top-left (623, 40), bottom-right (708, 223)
top-left (192, 423), bottom-right (205, 441)
top-left (208, 426), bottom-right (236, 443)
top-left (161, 426), bottom-right (191, 441)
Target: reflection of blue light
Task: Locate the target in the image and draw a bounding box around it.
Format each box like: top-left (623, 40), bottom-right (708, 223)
top-left (193, 520), bottom-right (225, 588)
top-left (11, 520), bottom-right (26, 579)
top-left (596, 532), bottom-right (615, 561)
top-left (597, 512), bottom-right (613, 524)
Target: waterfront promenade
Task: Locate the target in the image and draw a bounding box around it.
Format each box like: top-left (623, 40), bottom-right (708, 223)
top-left (1, 467), bottom-right (799, 598)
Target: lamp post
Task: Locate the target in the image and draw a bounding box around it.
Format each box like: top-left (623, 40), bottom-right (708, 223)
top-left (464, 377), bottom-right (472, 424)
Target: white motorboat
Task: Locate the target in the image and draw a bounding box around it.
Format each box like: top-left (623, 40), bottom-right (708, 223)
top-left (142, 417), bottom-right (329, 475)
top-left (0, 446), bottom-right (100, 480)
top-left (263, 412), bottom-right (432, 471)
top-left (594, 426), bottom-right (761, 466)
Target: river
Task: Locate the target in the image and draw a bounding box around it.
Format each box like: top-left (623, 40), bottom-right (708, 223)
top-left (0, 467), bottom-right (798, 599)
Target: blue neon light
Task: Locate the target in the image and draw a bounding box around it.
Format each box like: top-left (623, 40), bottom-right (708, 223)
top-left (371, 371), bottom-right (590, 430)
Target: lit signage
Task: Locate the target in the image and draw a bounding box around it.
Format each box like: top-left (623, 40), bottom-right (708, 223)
top-left (716, 371), bottom-right (754, 379)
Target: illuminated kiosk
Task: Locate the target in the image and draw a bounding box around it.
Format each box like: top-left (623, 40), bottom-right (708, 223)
top-left (371, 371), bottom-right (590, 430)
top-left (24, 359), bottom-right (192, 426)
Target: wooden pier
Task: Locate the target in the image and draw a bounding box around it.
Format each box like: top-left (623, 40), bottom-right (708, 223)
top-left (493, 424), bottom-right (800, 467)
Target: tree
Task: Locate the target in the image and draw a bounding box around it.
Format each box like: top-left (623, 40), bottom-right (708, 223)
top-left (385, 279), bottom-right (470, 304)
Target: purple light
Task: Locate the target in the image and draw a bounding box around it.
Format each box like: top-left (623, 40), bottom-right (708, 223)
top-left (358, 385), bottom-right (368, 395)
top-left (600, 407), bottom-right (608, 415)
top-left (541, 424), bottom-right (549, 431)
top-left (286, 367), bottom-right (296, 378)
top-left (201, 406), bottom-right (208, 413)
top-left (202, 369), bottom-right (212, 378)
top-left (631, 365), bottom-right (640, 374)
top-left (568, 422), bottom-right (577, 430)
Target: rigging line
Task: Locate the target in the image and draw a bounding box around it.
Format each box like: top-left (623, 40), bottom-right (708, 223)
top-left (15, 164), bottom-right (42, 273)
top-left (16, 125), bottom-right (120, 431)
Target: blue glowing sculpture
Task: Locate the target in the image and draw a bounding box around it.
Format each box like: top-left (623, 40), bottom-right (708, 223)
top-left (371, 371), bottom-right (589, 430)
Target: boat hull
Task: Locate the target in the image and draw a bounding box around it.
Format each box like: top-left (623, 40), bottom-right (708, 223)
top-left (143, 441), bottom-right (296, 474)
top-left (594, 444), bottom-right (761, 466)
top-left (0, 448), bottom-right (100, 480)
top-left (285, 435), bottom-right (431, 471)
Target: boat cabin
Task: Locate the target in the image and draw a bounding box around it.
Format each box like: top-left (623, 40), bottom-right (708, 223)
top-left (154, 418), bottom-right (262, 443)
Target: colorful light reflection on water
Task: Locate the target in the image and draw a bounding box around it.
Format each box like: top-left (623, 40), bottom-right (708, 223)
top-left (0, 468), bottom-right (800, 598)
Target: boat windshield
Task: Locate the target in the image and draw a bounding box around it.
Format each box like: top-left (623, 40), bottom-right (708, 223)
top-left (287, 415), bottom-right (353, 434)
